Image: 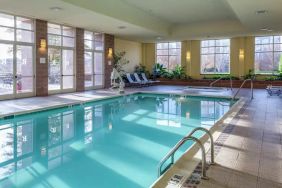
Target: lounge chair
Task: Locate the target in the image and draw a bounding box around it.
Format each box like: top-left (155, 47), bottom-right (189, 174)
top-left (126, 73), bottom-right (142, 87)
top-left (133, 73), bottom-right (149, 86)
top-left (266, 85), bottom-right (282, 96)
top-left (141, 73), bottom-right (160, 85)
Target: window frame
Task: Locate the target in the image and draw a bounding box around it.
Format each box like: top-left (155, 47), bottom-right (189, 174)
top-left (0, 12), bottom-right (35, 100)
top-left (47, 22), bottom-right (76, 93)
top-left (254, 35), bottom-right (282, 75)
top-left (156, 42), bottom-right (181, 71)
top-left (200, 39), bottom-right (230, 75)
top-left (84, 30), bottom-right (104, 89)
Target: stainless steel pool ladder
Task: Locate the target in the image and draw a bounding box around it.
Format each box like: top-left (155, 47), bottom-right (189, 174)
top-left (157, 127), bottom-right (215, 179)
top-left (232, 78), bottom-right (254, 100)
top-left (209, 76), bottom-right (233, 91)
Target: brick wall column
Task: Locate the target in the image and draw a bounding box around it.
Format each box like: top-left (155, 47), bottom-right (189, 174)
top-left (104, 34), bottom-right (114, 88)
top-left (35, 19), bottom-right (48, 96)
top-left (76, 28), bottom-right (85, 92)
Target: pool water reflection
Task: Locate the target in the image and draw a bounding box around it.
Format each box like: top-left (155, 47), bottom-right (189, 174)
top-left (0, 94), bottom-right (234, 188)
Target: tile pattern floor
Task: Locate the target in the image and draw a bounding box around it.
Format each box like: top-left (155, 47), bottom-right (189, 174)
top-left (0, 86), bottom-right (281, 188)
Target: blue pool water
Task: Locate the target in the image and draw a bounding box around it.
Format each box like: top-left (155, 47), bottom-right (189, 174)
top-left (0, 93), bottom-right (235, 188)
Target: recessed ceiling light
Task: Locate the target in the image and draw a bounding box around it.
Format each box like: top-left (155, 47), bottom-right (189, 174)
top-left (260, 28), bottom-right (273, 32)
top-left (50, 7), bottom-right (62, 11)
top-left (255, 10), bottom-right (268, 14)
top-left (156, 36), bottom-right (162, 40)
top-left (118, 26), bottom-right (126, 29)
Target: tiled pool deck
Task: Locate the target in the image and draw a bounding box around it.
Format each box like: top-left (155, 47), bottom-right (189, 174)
top-left (0, 85), bottom-right (281, 188)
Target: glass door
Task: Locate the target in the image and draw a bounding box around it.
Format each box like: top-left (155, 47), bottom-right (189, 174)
top-left (16, 45), bottom-right (34, 96)
top-left (0, 13), bottom-right (34, 100)
top-left (0, 44), bottom-right (14, 98)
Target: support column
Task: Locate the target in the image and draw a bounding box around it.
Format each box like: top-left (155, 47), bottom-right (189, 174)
top-left (104, 34), bottom-right (114, 88)
top-left (76, 28), bottom-right (85, 92)
top-left (35, 19), bottom-right (48, 96)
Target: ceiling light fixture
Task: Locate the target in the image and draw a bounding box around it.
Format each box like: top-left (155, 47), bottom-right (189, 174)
top-left (260, 28), bottom-right (273, 32)
top-left (156, 36), bottom-right (162, 40)
top-left (118, 26), bottom-right (126, 29)
top-left (50, 7), bottom-right (62, 11)
top-left (255, 10), bottom-right (268, 15)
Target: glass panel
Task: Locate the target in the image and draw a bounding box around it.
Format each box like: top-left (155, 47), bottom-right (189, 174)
top-left (255, 36), bottom-right (273, 45)
top-left (63, 76), bottom-right (73, 89)
top-left (94, 33), bottom-right (103, 42)
top-left (208, 40), bottom-right (215, 46)
top-left (0, 13), bottom-right (14, 27)
top-left (48, 34), bottom-right (61, 46)
top-left (0, 44), bottom-right (14, 95)
top-left (84, 40), bottom-right (93, 50)
top-left (157, 43), bottom-right (168, 49)
top-left (216, 39), bottom-right (229, 46)
top-left (274, 44), bottom-right (282, 51)
top-left (16, 17), bottom-right (33, 30)
top-left (16, 29), bottom-right (34, 43)
top-left (215, 47), bottom-right (229, 53)
top-left (63, 112), bottom-right (74, 141)
top-left (85, 52), bottom-right (93, 75)
top-left (63, 36), bottom-right (74, 47)
top-left (156, 49), bottom-right (168, 56)
top-left (17, 77), bottom-right (33, 93)
top-left (84, 31), bottom-right (93, 40)
top-left (157, 56), bottom-right (168, 68)
top-left (274, 52), bottom-right (282, 72)
top-left (85, 75), bottom-right (93, 88)
top-left (94, 52), bottom-right (103, 74)
top-left (255, 52), bottom-right (273, 74)
top-left (48, 48), bottom-right (61, 90)
top-left (255, 44), bottom-right (273, 52)
top-left (215, 54), bottom-right (230, 73)
top-left (169, 49), bottom-right (180, 55)
top-left (16, 45), bottom-right (33, 76)
top-left (274, 36), bottom-right (282, 44)
top-left (201, 54), bottom-right (215, 73)
top-left (62, 50), bottom-right (73, 75)
top-left (17, 121), bottom-right (33, 157)
top-left (48, 23), bottom-right (61, 35)
top-left (48, 114), bottom-right (61, 146)
top-left (201, 41), bottom-right (209, 47)
top-left (0, 26), bottom-right (14, 41)
top-left (94, 74), bottom-right (103, 86)
top-left (169, 56), bottom-right (180, 70)
top-left (0, 124), bottom-right (14, 163)
top-left (62, 26), bottom-right (74, 37)
top-left (94, 41), bottom-right (103, 51)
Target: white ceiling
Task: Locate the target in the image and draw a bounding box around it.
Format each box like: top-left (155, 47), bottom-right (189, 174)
top-left (0, 0), bottom-right (282, 42)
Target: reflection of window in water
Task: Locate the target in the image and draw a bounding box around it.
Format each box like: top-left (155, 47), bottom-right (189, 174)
top-left (84, 107), bottom-right (93, 144)
top-left (201, 101), bottom-right (229, 126)
top-left (0, 120), bottom-right (33, 181)
top-left (156, 98), bottom-right (181, 127)
top-left (93, 105), bottom-right (103, 129)
top-left (47, 111), bottom-right (74, 169)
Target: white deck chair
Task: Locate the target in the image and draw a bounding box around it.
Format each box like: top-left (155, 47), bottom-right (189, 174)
top-left (133, 73), bottom-right (148, 86)
top-left (126, 73), bottom-right (141, 87)
top-left (141, 73), bottom-right (160, 84)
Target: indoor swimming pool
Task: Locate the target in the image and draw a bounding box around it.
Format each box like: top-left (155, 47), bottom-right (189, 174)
top-left (0, 93), bottom-right (236, 188)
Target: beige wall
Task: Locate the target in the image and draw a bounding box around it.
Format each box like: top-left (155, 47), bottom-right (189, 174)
top-left (114, 38), bottom-right (142, 72)
top-left (141, 36), bottom-right (257, 79)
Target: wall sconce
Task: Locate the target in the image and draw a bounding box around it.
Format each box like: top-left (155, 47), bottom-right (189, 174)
top-left (186, 51), bottom-right (191, 62)
top-left (108, 48), bottom-right (113, 59)
top-left (40, 38), bottom-right (47, 49)
top-left (107, 48), bottom-right (113, 65)
top-left (239, 49), bottom-right (244, 60)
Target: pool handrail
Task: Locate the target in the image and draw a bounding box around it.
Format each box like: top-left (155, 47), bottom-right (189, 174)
top-left (232, 78), bottom-right (254, 100)
top-left (157, 127), bottom-right (215, 179)
top-left (209, 76), bottom-right (233, 91)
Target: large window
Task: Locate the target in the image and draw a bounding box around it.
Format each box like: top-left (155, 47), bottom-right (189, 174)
top-left (201, 39), bottom-right (230, 74)
top-left (0, 13), bottom-right (34, 99)
top-left (156, 42), bottom-right (181, 70)
top-left (84, 31), bottom-right (104, 89)
top-left (255, 36), bottom-right (282, 74)
top-left (48, 23), bottom-right (75, 92)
